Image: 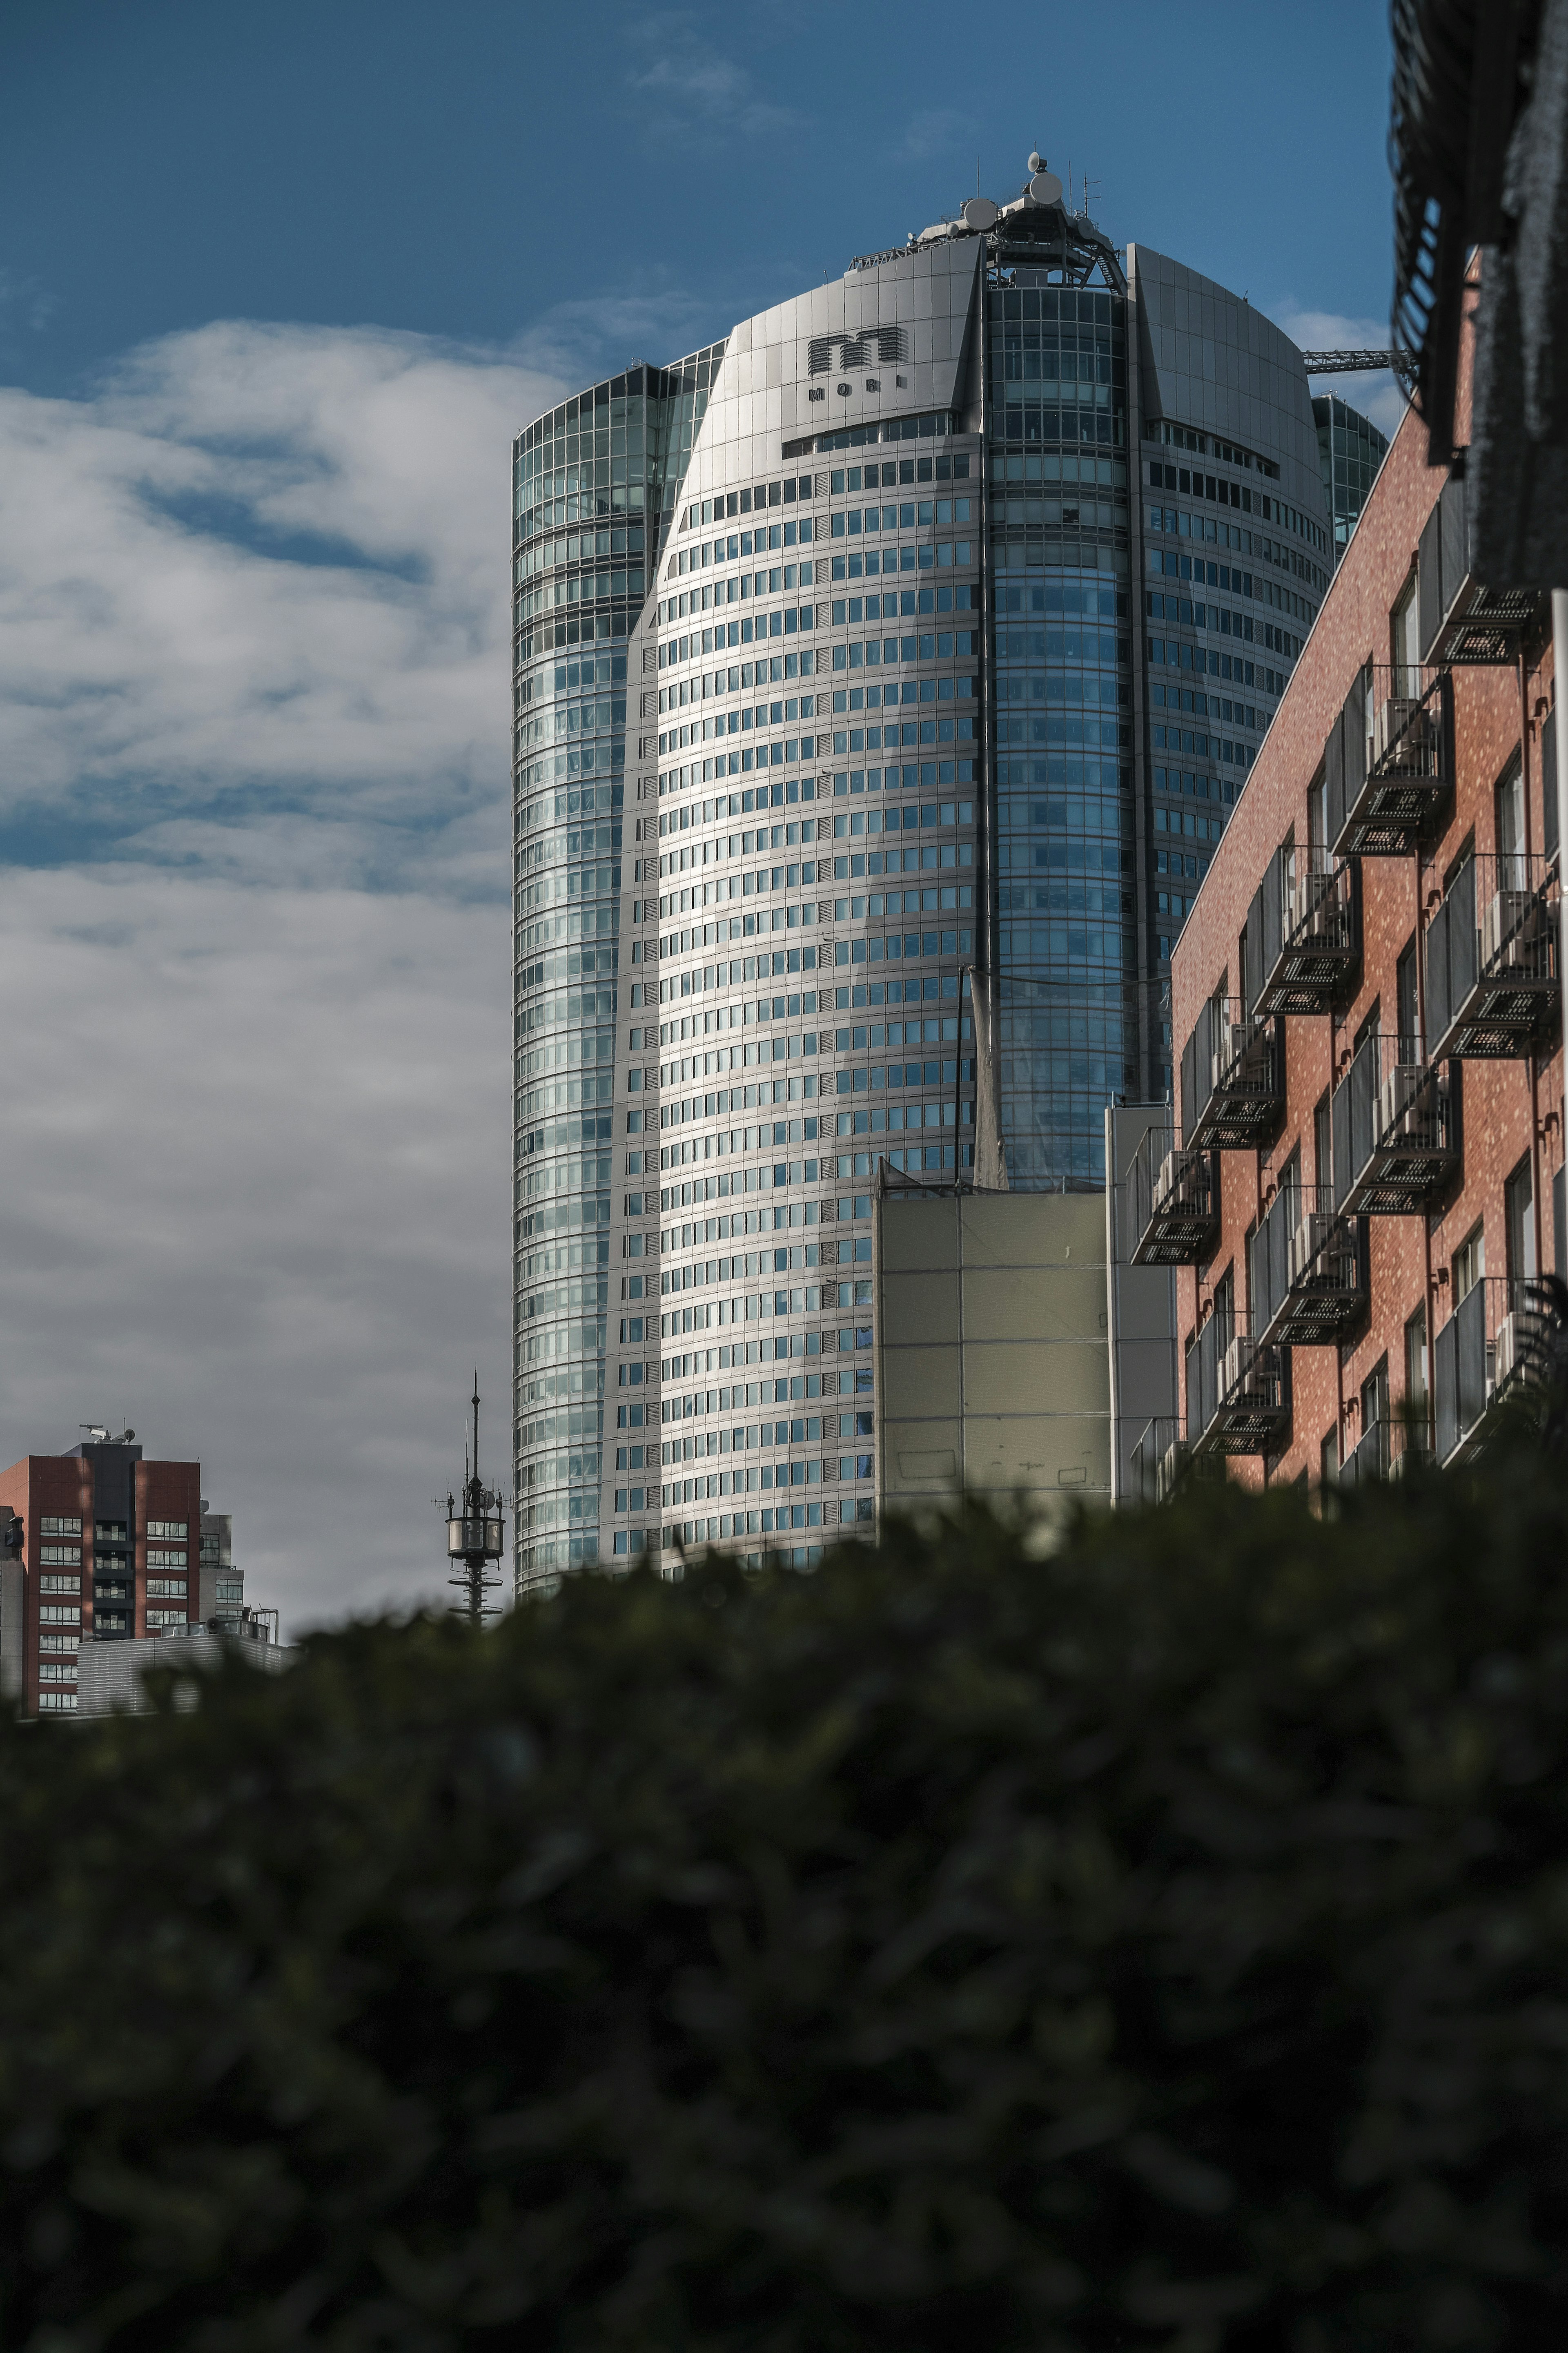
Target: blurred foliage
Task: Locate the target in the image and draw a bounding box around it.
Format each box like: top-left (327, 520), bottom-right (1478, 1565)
top-left (3, 1454), bottom-right (1568, 2351)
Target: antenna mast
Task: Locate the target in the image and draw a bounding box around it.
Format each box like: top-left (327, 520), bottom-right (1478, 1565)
top-left (443, 1377), bottom-right (505, 1624)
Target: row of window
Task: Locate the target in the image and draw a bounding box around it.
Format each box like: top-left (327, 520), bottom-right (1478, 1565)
top-left (514, 569), bottom-right (646, 620)
top-left (1145, 456), bottom-right (1320, 550)
top-left (650, 957), bottom-right (967, 1010)
top-left (1147, 504), bottom-right (1327, 593)
top-left (648, 999), bottom-right (967, 1068)
top-left (614, 1458), bottom-right (871, 1515)
top-left (1148, 636), bottom-right (1292, 683)
top-left (516, 523), bottom-right (645, 579)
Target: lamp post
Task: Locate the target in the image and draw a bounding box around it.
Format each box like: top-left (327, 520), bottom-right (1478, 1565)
top-left (445, 1380), bottom-right (505, 1624)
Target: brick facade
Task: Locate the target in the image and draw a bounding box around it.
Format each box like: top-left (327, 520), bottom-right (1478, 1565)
top-left (1168, 328), bottom-right (1564, 1487)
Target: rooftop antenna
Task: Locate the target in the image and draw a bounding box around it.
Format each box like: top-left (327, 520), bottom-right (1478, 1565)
top-left (443, 1377), bottom-right (504, 1625)
top-left (1083, 174), bottom-right (1102, 216)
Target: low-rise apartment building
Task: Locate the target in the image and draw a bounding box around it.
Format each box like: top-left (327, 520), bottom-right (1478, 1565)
top-left (1132, 333), bottom-right (1564, 1493)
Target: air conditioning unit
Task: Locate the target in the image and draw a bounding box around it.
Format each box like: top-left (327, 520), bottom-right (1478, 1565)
top-left (1287, 1213), bottom-right (1341, 1284)
top-left (1492, 1310), bottom-right (1519, 1392)
top-left (1153, 1150), bottom-right (1205, 1216)
top-left (1157, 1441), bottom-right (1186, 1502)
top-left (1480, 888), bottom-right (1537, 972)
top-left (1288, 868), bottom-right (1334, 939)
top-left (1378, 1063), bottom-right (1427, 1144)
top-left (1374, 695), bottom-right (1431, 767)
top-left (1220, 1332), bottom-right (1255, 1401)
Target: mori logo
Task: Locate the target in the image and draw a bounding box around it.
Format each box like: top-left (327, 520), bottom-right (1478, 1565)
top-left (806, 326), bottom-right (908, 377)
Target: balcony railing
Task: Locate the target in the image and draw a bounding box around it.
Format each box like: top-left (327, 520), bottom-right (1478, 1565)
top-left (1425, 850), bottom-right (1561, 1062)
top-left (1434, 1275), bottom-right (1550, 1468)
top-left (1186, 1312), bottom-right (1291, 1460)
top-left (1252, 848), bottom-right (1361, 1017)
top-left (1129, 1416), bottom-right (1190, 1505)
top-left (1180, 999), bottom-right (1285, 1153)
top-left (1418, 468), bottom-right (1542, 667)
top-left (1128, 1126), bottom-right (1219, 1267)
top-left (1337, 1409), bottom-right (1430, 1488)
top-left (1251, 1182), bottom-right (1369, 1349)
top-left (1325, 663), bottom-right (1453, 858)
top-left (1330, 1030), bottom-right (1458, 1216)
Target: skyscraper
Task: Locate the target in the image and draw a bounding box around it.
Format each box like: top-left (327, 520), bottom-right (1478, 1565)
top-left (512, 162), bottom-right (1331, 1592)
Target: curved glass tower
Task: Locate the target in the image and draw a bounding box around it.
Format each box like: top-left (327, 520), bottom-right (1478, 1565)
top-left (512, 349), bottom-right (723, 1591)
top-left (513, 164), bottom-right (1331, 1590)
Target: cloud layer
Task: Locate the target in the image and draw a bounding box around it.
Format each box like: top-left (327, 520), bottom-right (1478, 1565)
top-left (0, 321), bottom-right (568, 1628)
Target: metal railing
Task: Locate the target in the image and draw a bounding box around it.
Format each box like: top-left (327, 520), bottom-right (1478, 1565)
top-left (1434, 1274), bottom-right (1550, 1468)
top-left (1425, 850), bottom-right (1560, 1062)
top-left (1180, 999), bottom-right (1284, 1153)
top-left (1330, 1030), bottom-right (1457, 1216)
top-left (1252, 1182), bottom-right (1368, 1349)
top-left (1327, 662), bottom-right (1453, 857)
top-left (1128, 1126), bottom-right (1218, 1267)
top-left (1337, 1407), bottom-right (1431, 1488)
top-left (1254, 848), bottom-right (1360, 1017)
top-left (1187, 1311), bottom-right (1290, 1460)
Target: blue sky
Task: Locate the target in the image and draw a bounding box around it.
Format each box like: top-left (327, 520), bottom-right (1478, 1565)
top-left (3, 0), bottom-right (1396, 397)
top-left (0, 0), bottom-right (1399, 1628)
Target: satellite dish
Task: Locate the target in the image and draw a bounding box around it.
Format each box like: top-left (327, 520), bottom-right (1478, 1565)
top-left (962, 196), bottom-right (999, 231)
top-left (1030, 170), bottom-right (1063, 205)
top-left (1028, 151), bottom-right (1042, 173)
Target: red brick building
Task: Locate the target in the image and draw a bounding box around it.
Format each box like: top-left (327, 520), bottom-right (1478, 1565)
top-left (0, 1435), bottom-right (202, 1716)
top-left (1144, 315), bottom-right (1563, 1489)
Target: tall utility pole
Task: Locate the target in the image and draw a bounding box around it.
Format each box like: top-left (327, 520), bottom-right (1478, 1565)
top-left (444, 1381), bottom-right (505, 1624)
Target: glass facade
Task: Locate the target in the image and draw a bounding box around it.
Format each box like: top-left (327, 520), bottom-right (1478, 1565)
top-left (987, 278), bottom-right (1132, 1183)
top-left (512, 349), bottom-right (723, 1592)
top-left (1313, 394), bottom-right (1390, 563)
top-left (512, 174), bottom-right (1332, 1587)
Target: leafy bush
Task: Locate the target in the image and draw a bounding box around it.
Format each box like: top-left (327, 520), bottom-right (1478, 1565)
top-left (2, 1457), bottom-right (1568, 2351)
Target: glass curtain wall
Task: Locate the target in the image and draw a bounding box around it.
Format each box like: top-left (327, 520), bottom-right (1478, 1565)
top-left (512, 350), bottom-right (722, 1592)
top-left (986, 279), bottom-right (1132, 1185)
top-left (1312, 393), bottom-right (1390, 565)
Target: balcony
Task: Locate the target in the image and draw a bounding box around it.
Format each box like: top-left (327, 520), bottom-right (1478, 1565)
top-left (1129, 1416), bottom-right (1189, 1504)
top-left (1186, 1312), bottom-right (1290, 1461)
top-left (1434, 1276), bottom-right (1550, 1467)
top-left (1128, 1126), bottom-right (1219, 1266)
top-left (1252, 849), bottom-right (1360, 1017)
top-left (1338, 1410), bottom-right (1430, 1488)
top-left (1418, 468), bottom-right (1541, 668)
top-left (1180, 999), bottom-right (1284, 1153)
top-left (1330, 1031), bottom-right (1458, 1216)
top-left (1326, 664), bottom-right (1454, 858)
top-left (1425, 851), bottom-right (1561, 1063)
top-left (1251, 1183), bottom-right (1369, 1349)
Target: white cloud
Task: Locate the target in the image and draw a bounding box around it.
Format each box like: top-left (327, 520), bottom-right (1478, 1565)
top-left (1274, 304), bottom-right (1412, 441)
top-left (894, 109), bottom-right (979, 167)
top-left (0, 319), bottom-right (570, 1633)
top-left (0, 867), bottom-right (512, 1633)
top-left (0, 321), bottom-right (564, 890)
top-left (624, 13), bottom-right (797, 141)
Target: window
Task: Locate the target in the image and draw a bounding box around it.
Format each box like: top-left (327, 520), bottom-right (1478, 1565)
top-left (1396, 935), bottom-right (1420, 1057)
top-left (40, 1517), bottom-right (81, 1536)
top-left (147, 1578), bottom-right (188, 1599)
top-left (1320, 1427), bottom-right (1339, 1486)
top-left (1405, 1304), bottom-right (1429, 1447)
top-left (39, 1575), bottom-right (80, 1595)
top-left (1496, 754), bottom-right (1524, 884)
top-left (1361, 1358), bottom-right (1389, 1436)
top-left (1452, 1224), bottom-right (1484, 1305)
top-left (1307, 767), bottom-right (1326, 851)
top-left (1505, 1154), bottom-right (1536, 1284)
top-left (146, 1520), bottom-right (188, 1540)
top-left (1392, 576), bottom-right (1420, 696)
top-left (146, 1548), bottom-right (187, 1569)
top-left (1314, 1093), bottom-right (1332, 1195)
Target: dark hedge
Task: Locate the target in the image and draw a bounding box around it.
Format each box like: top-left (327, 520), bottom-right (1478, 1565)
top-left (3, 1458), bottom-right (1568, 2352)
